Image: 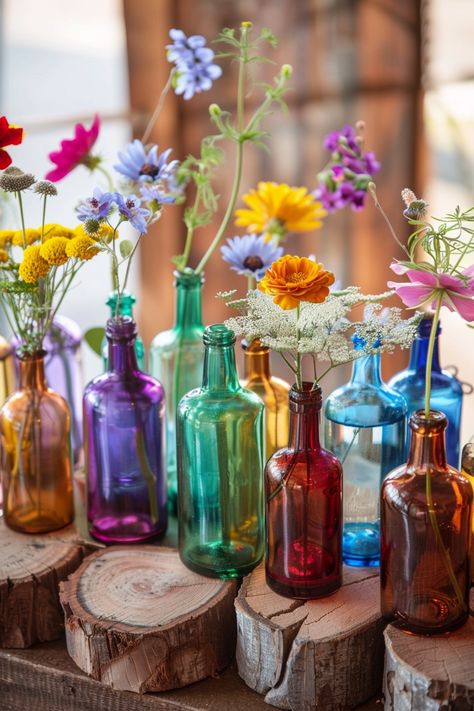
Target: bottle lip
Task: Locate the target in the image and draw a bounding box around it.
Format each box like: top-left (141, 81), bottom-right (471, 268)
top-left (289, 382), bottom-right (322, 407)
top-left (409, 408), bottom-right (447, 432)
top-left (174, 269), bottom-right (205, 287)
top-left (16, 348), bottom-right (47, 363)
top-left (106, 316), bottom-right (137, 340)
top-left (241, 338), bottom-right (269, 354)
top-left (203, 323), bottom-right (235, 347)
top-left (106, 290), bottom-right (136, 309)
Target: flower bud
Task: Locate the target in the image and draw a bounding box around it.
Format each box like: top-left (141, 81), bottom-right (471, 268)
top-left (209, 103), bottom-right (222, 118)
top-left (281, 64), bottom-right (293, 80)
top-left (241, 21), bottom-right (252, 28)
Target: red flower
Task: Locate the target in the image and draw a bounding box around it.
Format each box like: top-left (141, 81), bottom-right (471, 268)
top-left (0, 116), bottom-right (23, 169)
top-left (45, 114), bottom-right (100, 182)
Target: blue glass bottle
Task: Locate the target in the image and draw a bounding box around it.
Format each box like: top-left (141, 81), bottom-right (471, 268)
top-left (325, 343), bottom-right (407, 566)
top-left (388, 316), bottom-right (462, 467)
top-left (101, 291), bottom-right (145, 371)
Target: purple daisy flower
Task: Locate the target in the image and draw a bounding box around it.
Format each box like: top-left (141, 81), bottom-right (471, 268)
top-left (140, 183), bottom-right (176, 205)
top-left (114, 193), bottom-right (151, 233)
top-left (167, 28), bottom-right (222, 100)
top-left (76, 187), bottom-right (114, 222)
top-left (114, 140), bottom-right (174, 183)
top-left (221, 234), bottom-right (283, 281)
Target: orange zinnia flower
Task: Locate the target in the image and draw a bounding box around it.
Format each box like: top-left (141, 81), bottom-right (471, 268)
top-left (259, 255), bottom-right (335, 310)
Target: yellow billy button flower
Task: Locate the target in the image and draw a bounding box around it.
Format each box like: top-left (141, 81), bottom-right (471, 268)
top-left (18, 245), bottom-right (50, 283)
top-left (235, 182), bottom-right (327, 241)
top-left (258, 254), bottom-right (335, 310)
top-left (39, 237), bottom-right (69, 265)
top-left (0, 249), bottom-right (9, 263)
top-left (66, 235), bottom-right (100, 261)
top-left (12, 227), bottom-right (41, 247)
top-left (0, 229), bottom-right (14, 247)
top-left (42, 223), bottom-right (76, 240)
top-left (75, 222), bottom-right (117, 243)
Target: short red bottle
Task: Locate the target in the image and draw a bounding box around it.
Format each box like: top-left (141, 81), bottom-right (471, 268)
top-left (265, 383), bottom-right (342, 599)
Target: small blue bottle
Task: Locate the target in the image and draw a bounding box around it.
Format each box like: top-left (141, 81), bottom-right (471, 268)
top-left (324, 340), bottom-right (407, 567)
top-left (388, 315), bottom-right (462, 467)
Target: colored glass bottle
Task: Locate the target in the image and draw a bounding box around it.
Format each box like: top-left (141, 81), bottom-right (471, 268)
top-left (177, 324), bottom-right (264, 578)
top-left (389, 316), bottom-right (462, 466)
top-left (241, 339), bottom-right (290, 460)
top-left (101, 291), bottom-right (145, 371)
top-left (0, 351), bottom-right (73, 533)
top-left (325, 348), bottom-right (407, 567)
top-left (0, 336), bottom-right (15, 517)
top-left (150, 270), bottom-right (205, 511)
top-left (266, 384), bottom-right (342, 599)
top-left (461, 439), bottom-right (474, 581)
top-left (381, 411), bottom-right (472, 634)
top-left (84, 317), bottom-right (167, 543)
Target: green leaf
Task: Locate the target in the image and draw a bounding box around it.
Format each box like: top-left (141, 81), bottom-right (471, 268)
top-left (84, 327), bottom-right (105, 357)
top-left (119, 239), bottom-right (134, 258)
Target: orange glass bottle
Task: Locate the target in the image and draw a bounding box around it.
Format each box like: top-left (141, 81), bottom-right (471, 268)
top-left (381, 411), bottom-right (472, 634)
top-left (461, 440), bottom-right (474, 582)
top-left (0, 352), bottom-right (73, 533)
top-left (241, 339), bottom-right (290, 459)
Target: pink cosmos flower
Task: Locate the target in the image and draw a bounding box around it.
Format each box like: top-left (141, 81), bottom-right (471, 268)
top-left (388, 262), bottom-right (474, 321)
top-left (45, 114), bottom-right (100, 182)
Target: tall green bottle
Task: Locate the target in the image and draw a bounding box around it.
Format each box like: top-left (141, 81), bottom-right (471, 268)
top-left (177, 324), bottom-right (264, 578)
top-left (101, 291), bottom-right (145, 370)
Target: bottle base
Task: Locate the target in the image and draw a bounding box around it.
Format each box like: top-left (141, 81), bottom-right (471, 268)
top-left (89, 514), bottom-right (167, 544)
top-left (181, 541), bottom-right (262, 579)
top-left (4, 507), bottom-right (74, 534)
top-left (383, 599), bottom-right (469, 635)
top-left (266, 570), bottom-right (342, 599)
top-left (343, 523), bottom-right (379, 567)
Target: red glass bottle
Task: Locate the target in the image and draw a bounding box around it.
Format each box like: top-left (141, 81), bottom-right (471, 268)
top-left (381, 410), bottom-right (472, 634)
top-left (265, 383), bottom-right (342, 599)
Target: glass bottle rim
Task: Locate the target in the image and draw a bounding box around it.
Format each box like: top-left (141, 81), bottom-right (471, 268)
top-left (410, 408), bottom-right (447, 433)
top-left (106, 316), bottom-right (137, 340)
top-left (241, 338), bottom-right (269, 354)
top-left (289, 382), bottom-right (322, 409)
top-left (174, 269), bottom-right (205, 287)
top-left (16, 348), bottom-right (47, 363)
top-left (203, 323), bottom-right (235, 347)
top-left (106, 289), bottom-right (136, 309)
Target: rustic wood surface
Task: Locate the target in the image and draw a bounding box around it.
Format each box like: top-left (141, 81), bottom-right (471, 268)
top-left (60, 545), bottom-right (238, 693)
top-left (0, 517), bottom-right (93, 648)
top-left (383, 591), bottom-right (474, 711)
top-left (236, 563), bottom-right (384, 711)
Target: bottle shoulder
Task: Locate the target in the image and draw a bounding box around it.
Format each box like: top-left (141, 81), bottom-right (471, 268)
top-left (325, 382), bottom-right (407, 425)
top-left (178, 386), bottom-right (264, 417)
top-left (84, 371), bottom-right (164, 402)
top-left (150, 326), bottom-right (205, 351)
top-left (389, 368), bottom-right (463, 394)
top-left (382, 464), bottom-right (473, 509)
top-left (241, 376), bottom-right (290, 404)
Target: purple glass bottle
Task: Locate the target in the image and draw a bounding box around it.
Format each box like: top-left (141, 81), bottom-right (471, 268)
top-left (83, 317), bottom-right (167, 543)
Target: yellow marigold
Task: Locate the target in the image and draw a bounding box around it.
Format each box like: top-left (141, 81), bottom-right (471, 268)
top-left (258, 255), bottom-right (335, 310)
top-left (66, 235), bottom-right (100, 261)
top-left (39, 237), bottom-right (69, 265)
top-left (0, 230), bottom-right (14, 247)
top-left (18, 245), bottom-right (50, 283)
top-left (12, 228), bottom-right (41, 247)
top-left (74, 222), bottom-right (117, 242)
top-left (42, 223), bottom-right (76, 240)
top-left (0, 249), bottom-right (9, 263)
top-left (235, 182), bottom-right (327, 240)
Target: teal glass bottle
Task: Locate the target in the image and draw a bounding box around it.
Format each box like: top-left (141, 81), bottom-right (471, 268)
top-left (101, 291), bottom-right (145, 371)
top-left (149, 270), bottom-right (205, 512)
top-left (325, 342), bottom-right (407, 566)
top-left (177, 324), bottom-right (264, 578)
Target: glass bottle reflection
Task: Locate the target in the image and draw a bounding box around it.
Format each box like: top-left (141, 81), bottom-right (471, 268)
top-left (381, 411), bottom-right (472, 634)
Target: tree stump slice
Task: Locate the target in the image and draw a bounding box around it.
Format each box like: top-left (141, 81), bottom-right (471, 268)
top-left (59, 545), bottom-right (238, 694)
top-left (235, 564), bottom-right (383, 711)
top-left (383, 591), bottom-right (474, 711)
top-left (0, 517), bottom-right (90, 648)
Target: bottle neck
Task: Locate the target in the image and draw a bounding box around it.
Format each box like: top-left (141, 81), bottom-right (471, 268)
top-left (242, 339), bottom-right (271, 379)
top-left (107, 291), bottom-right (135, 319)
top-left (106, 319), bottom-right (139, 374)
top-left (288, 384), bottom-right (321, 451)
top-left (203, 344), bottom-right (240, 392)
top-left (175, 276), bottom-right (204, 330)
top-left (409, 333), bottom-right (441, 373)
top-left (407, 411), bottom-right (448, 469)
top-left (351, 352), bottom-right (383, 386)
top-left (19, 353), bottom-right (47, 390)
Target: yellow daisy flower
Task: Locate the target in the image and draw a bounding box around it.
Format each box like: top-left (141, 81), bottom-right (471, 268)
top-left (235, 182), bottom-right (327, 240)
top-left (0, 230), bottom-right (14, 248)
top-left (39, 237), bottom-right (69, 265)
top-left (74, 222), bottom-right (117, 243)
top-left (12, 228), bottom-right (41, 247)
top-left (66, 235), bottom-right (100, 261)
top-left (42, 223), bottom-right (76, 240)
top-left (18, 245), bottom-right (50, 283)
top-left (0, 249), bottom-right (9, 263)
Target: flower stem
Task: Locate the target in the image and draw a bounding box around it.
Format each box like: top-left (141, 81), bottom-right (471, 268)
top-left (424, 293), bottom-right (443, 418)
top-left (16, 191), bottom-right (27, 249)
top-left (41, 195), bottom-right (47, 242)
top-left (141, 70), bottom-right (174, 145)
top-left (95, 164), bottom-right (115, 192)
top-left (368, 183), bottom-right (410, 258)
top-left (295, 303), bottom-right (302, 390)
top-left (247, 275), bottom-right (256, 292)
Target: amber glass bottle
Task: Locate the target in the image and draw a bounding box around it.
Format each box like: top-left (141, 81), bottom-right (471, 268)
top-left (381, 411), bottom-right (472, 634)
top-left (0, 352), bottom-right (73, 533)
top-left (241, 339), bottom-right (289, 459)
top-left (461, 440), bottom-right (474, 582)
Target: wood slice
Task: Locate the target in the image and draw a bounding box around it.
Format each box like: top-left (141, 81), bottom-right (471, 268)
top-left (0, 517), bottom-right (91, 648)
top-left (383, 591), bottom-right (474, 711)
top-left (59, 546), bottom-right (238, 694)
top-left (235, 564), bottom-right (383, 711)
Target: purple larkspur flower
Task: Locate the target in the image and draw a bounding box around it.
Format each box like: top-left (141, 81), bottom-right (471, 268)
top-left (114, 140), bottom-right (175, 183)
top-left (323, 125), bottom-right (358, 152)
top-left (221, 234), bottom-right (283, 281)
top-left (76, 187), bottom-right (114, 222)
top-left (167, 28), bottom-right (222, 100)
top-left (114, 193), bottom-right (151, 233)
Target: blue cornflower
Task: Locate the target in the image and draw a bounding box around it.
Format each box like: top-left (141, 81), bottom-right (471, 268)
top-left (221, 234), bottom-right (283, 281)
top-left (114, 193), bottom-right (151, 233)
top-left (140, 183), bottom-right (176, 205)
top-left (76, 187), bottom-right (114, 222)
top-left (114, 140), bottom-right (174, 183)
top-left (167, 29), bottom-right (222, 100)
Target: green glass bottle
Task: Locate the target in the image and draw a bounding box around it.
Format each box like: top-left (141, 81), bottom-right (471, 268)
top-left (149, 271), bottom-right (205, 512)
top-left (177, 324), bottom-right (264, 578)
top-left (101, 291), bottom-right (145, 371)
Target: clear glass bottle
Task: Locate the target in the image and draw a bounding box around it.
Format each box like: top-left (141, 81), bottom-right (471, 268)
top-left (101, 291), bottom-right (145, 371)
top-left (389, 316), bottom-right (463, 466)
top-left (0, 351), bottom-right (74, 533)
top-left (266, 384), bottom-right (342, 599)
top-left (241, 339), bottom-right (290, 460)
top-left (325, 348), bottom-right (407, 567)
top-left (150, 270), bottom-right (205, 511)
top-left (84, 317), bottom-right (167, 543)
top-left (177, 324), bottom-right (264, 578)
top-left (381, 411), bottom-right (472, 634)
